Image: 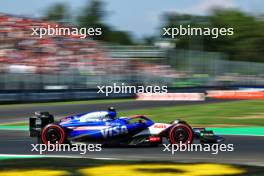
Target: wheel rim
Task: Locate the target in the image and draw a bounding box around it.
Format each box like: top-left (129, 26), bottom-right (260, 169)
top-left (41, 124), bottom-right (65, 144)
top-left (173, 128), bottom-right (189, 143)
top-left (45, 129), bottom-right (61, 143)
top-left (169, 124), bottom-right (193, 144)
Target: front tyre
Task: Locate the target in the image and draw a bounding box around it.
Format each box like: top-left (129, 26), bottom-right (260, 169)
top-left (40, 124), bottom-right (66, 144)
top-left (168, 123), bottom-right (193, 145)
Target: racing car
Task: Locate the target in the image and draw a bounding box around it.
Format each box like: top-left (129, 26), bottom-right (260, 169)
top-left (29, 107), bottom-right (224, 146)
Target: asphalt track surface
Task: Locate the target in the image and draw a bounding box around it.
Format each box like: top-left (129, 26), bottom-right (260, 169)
top-left (0, 99), bottom-right (263, 166)
top-left (0, 130), bottom-right (263, 166)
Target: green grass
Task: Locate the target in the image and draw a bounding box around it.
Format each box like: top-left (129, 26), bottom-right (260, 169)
top-left (119, 100), bottom-right (264, 126)
top-left (0, 122), bottom-right (28, 126)
top-left (0, 98), bottom-right (133, 109)
top-left (1, 100), bottom-right (264, 127)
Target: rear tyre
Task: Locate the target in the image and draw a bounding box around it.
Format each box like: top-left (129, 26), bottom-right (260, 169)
top-left (40, 124), bottom-right (66, 144)
top-left (168, 123), bottom-right (193, 145)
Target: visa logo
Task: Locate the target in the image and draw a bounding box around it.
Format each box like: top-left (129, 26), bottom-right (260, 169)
top-left (100, 126), bottom-right (128, 138)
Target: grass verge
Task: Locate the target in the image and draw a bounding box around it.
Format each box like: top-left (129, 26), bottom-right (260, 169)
top-left (1, 100), bottom-right (264, 127)
top-left (119, 100), bottom-right (264, 126)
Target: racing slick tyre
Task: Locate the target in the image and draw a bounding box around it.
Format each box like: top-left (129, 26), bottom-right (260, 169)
top-left (168, 123), bottom-right (194, 145)
top-left (40, 124), bottom-right (66, 144)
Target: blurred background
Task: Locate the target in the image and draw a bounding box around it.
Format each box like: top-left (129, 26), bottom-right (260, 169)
top-left (1, 2), bottom-right (264, 174)
top-left (0, 0), bottom-right (263, 101)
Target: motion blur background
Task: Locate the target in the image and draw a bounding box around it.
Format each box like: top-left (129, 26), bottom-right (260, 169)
top-left (0, 0), bottom-right (263, 101)
top-left (0, 2), bottom-right (264, 174)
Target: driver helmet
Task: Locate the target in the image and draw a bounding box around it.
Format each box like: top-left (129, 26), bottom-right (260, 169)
top-left (107, 106), bottom-right (116, 119)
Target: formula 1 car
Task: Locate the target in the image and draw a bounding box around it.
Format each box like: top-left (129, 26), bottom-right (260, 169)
top-left (29, 107), bottom-right (224, 146)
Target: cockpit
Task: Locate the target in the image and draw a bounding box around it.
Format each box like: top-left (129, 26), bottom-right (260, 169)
top-left (79, 111), bottom-right (116, 122)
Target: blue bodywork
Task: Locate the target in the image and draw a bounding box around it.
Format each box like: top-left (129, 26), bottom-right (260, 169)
top-left (29, 110), bottom-right (225, 145)
top-left (58, 111), bottom-right (154, 142)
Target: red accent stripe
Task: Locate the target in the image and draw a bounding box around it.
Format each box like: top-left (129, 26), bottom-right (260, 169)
top-left (149, 136), bottom-right (161, 142)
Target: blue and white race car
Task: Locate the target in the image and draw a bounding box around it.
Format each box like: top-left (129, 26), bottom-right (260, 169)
top-left (29, 107), bottom-right (224, 146)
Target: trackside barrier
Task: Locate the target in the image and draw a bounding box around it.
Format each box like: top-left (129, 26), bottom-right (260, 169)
top-left (206, 90), bottom-right (264, 99)
top-left (0, 90), bottom-right (133, 103)
top-left (136, 93), bottom-right (205, 101)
